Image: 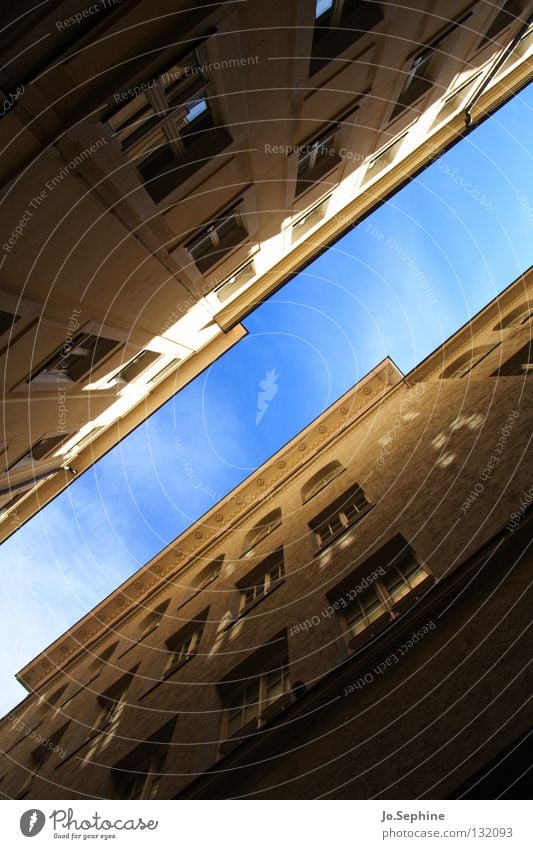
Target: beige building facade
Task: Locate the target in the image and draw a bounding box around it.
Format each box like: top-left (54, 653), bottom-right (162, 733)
top-left (1, 0), bottom-right (532, 540)
top-left (0, 268), bottom-right (531, 799)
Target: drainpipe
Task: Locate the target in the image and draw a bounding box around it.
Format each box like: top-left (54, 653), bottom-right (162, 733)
top-left (464, 14), bottom-right (533, 128)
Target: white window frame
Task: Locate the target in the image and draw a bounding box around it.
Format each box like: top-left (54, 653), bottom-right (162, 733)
top-left (239, 555), bottom-right (285, 613)
top-left (311, 485), bottom-right (371, 550)
top-left (342, 555), bottom-right (430, 640)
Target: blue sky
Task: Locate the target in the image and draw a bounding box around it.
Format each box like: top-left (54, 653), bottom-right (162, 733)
top-left (1, 82), bottom-right (532, 715)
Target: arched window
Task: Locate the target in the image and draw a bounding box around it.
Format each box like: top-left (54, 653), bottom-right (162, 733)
top-left (494, 303), bottom-right (533, 330)
top-left (241, 508), bottom-right (282, 556)
top-left (301, 460), bottom-right (345, 503)
top-left (192, 555), bottom-right (224, 592)
top-left (138, 599), bottom-right (170, 639)
top-left (87, 641), bottom-right (119, 677)
top-left (440, 345), bottom-right (496, 379)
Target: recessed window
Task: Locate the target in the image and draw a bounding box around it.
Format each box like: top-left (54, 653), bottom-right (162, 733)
top-left (494, 303), bottom-right (533, 330)
top-left (116, 749), bottom-right (167, 800)
top-left (301, 460), bottom-right (345, 503)
top-left (237, 549), bottom-right (285, 614)
top-left (7, 433), bottom-right (70, 472)
top-left (164, 610), bottom-right (208, 675)
top-left (86, 642), bottom-right (120, 678)
top-left (291, 195), bottom-right (330, 243)
top-left (191, 555), bottom-right (224, 593)
top-left (310, 483), bottom-right (371, 550)
top-left (0, 309), bottom-right (19, 337)
top-left (364, 132), bottom-right (408, 180)
top-left (389, 13), bottom-right (472, 122)
top-left (29, 332), bottom-right (120, 385)
top-left (107, 47), bottom-right (231, 202)
top-left (222, 655), bottom-right (291, 741)
top-left (295, 121), bottom-right (345, 195)
top-left (441, 345), bottom-right (498, 379)
top-left (492, 342), bottom-right (532, 376)
top-left (310, 1), bottom-right (384, 76)
top-left (108, 350), bottom-right (160, 386)
top-left (241, 508), bottom-right (282, 556)
top-left (16, 722), bottom-right (69, 798)
top-left (138, 600), bottom-right (171, 641)
top-left (477, 0), bottom-right (530, 50)
top-left (111, 720), bottom-right (175, 800)
top-left (437, 72), bottom-right (483, 121)
top-left (214, 260), bottom-right (256, 303)
top-left (328, 539), bottom-right (432, 646)
top-left (83, 670), bottom-right (138, 763)
top-left (343, 553), bottom-right (430, 640)
top-left (187, 205), bottom-right (248, 274)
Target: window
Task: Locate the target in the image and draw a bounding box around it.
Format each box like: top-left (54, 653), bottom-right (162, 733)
top-left (492, 342), bottom-right (532, 376)
top-left (116, 749), bottom-right (167, 800)
top-left (477, 0), bottom-right (530, 50)
top-left (214, 260), bottom-right (255, 303)
top-left (29, 332), bottom-right (120, 385)
top-left (238, 550), bottom-right (285, 613)
top-left (191, 555), bottom-right (224, 593)
top-left (107, 46), bottom-right (231, 202)
top-left (86, 642), bottom-right (119, 677)
top-left (108, 350), bottom-right (160, 386)
top-left (187, 205), bottom-right (247, 274)
top-left (16, 722), bottom-right (69, 798)
top-left (165, 631), bottom-right (200, 672)
top-left (494, 303), bottom-right (533, 330)
top-left (164, 610), bottom-right (208, 675)
top-left (241, 508), bottom-right (282, 556)
top-left (112, 720), bottom-right (175, 800)
top-left (310, 1), bottom-right (384, 75)
top-left (344, 554), bottom-right (428, 639)
top-left (437, 72), bottom-right (483, 121)
top-left (98, 688), bottom-right (128, 731)
top-left (329, 541), bottom-right (432, 645)
top-left (291, 195), bottom-right (330, 243)
top-left (83, 671), bottom-right (136, 763)
top-left (310, 484), bottom-right (371, 550)
top-left (0, 309), bottom-right (19, 337)
top-left (364, 132), bottom-right (407, 180)
top-left (138, 599), bottom-right (170, 641)
top-left (223, 656), bottom-right (291, 740)
top-left (301, 460), bottom-right (345, 503)
top-left (296, 126), bottom-right (340, 195)
top-left (389, 14), bottom-right (472, 122)
top-left (6, 434), bottom-right (69, 472)
top-left (441, 345), bottom-right (498, 378)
